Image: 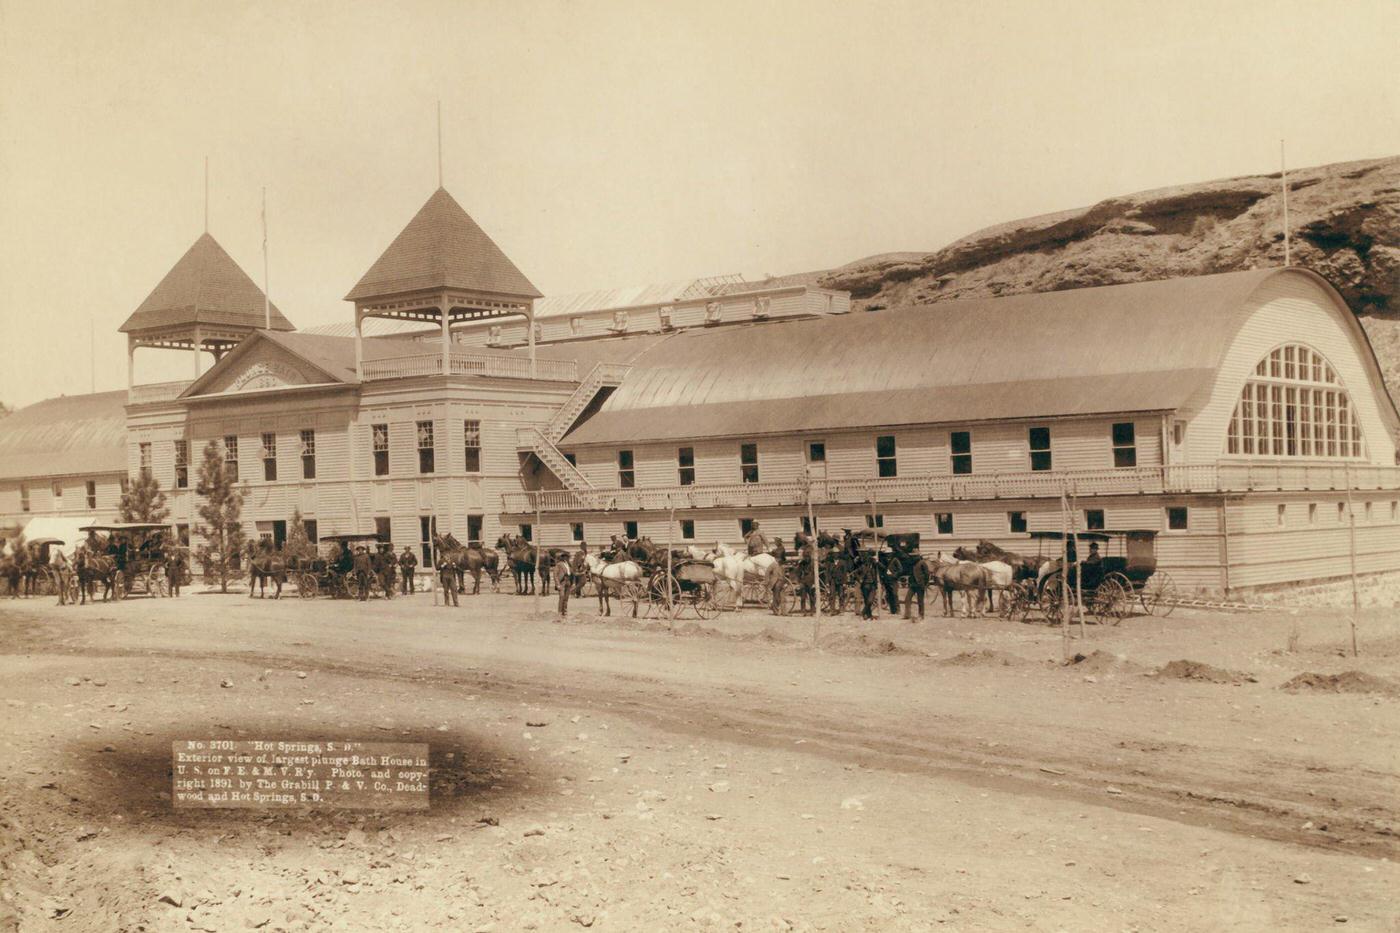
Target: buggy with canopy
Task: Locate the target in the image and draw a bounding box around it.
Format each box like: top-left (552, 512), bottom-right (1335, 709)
top-left (293, 532), bottom-right (386, 598)
top-left (78, 523), bottom-right (173, 599)
top-left (1026, 529), bottom-right (1176, 624)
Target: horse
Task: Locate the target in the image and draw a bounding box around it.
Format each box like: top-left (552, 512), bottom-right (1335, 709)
top-left (496, 534), bottom-right (537, 594)
top-left (49, 549), bottom-right (75, 605)
top-left (74, 546), bottom-right (119, 604)
top-left (927, 557), bottom-right (997, 618)
top-left (950, 547), bottom-right (1016, 612)
top-left (583, 553), bottom-right (644, 617)
top-left (537, 547), bottom-right (571, 596)
top-left (967, 540), bottom-right (1050, 581)
top-left (245, 542), bottom-right (287, 599)
top-left (711, 544), bottom-right (785, 612)
top-left (433, 533), bottom-right (500, 595)
top-left (0, 551), bottom-right (21, 598)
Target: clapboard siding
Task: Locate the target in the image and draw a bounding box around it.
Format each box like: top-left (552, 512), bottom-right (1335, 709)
top-left (1188, 273), bottom-right (1398, 467)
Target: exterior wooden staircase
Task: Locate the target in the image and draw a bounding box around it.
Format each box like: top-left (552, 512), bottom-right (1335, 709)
top-left (517, 362), bottom-right (630, 492)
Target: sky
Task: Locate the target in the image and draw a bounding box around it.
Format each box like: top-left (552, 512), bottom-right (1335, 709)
top-left (1, 0), bottom-right (1398, 407)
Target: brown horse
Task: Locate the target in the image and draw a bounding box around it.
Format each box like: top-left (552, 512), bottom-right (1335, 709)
top-left (245, 542), bottom-right (286, 598)
top-left (496, 534), bottom-right (537, 594)
top-left (967, 540), bottom-right (1050, 581)
top-left (74, 546), bottom-right (119, 603)
top-left (927, 557), bottom-right (995, 618)
top-left (434, 533), bottom-right (501, 595)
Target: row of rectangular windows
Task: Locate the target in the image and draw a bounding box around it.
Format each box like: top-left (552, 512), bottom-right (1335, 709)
top-left (138, 421), bottom-right (485, 487)
top-left (16, 479), bottom-right (106, 512)
top-left (551, 500), bottom-right (1400, 542)
top-left (603, 423), bottom-right (1140, 487)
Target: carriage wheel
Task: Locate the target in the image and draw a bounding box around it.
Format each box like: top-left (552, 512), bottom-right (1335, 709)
top-left (650, 572), bottom-right (680, 617)
top-left (147, 569), bottom-right (170, 598)
top-left (774, 580), bottom-right (797, 617)
top-left (1141, 572), bottom-right (1178, 618)
top-left (298, 573), bottom-right (319, 598)
top-left (1039, 577), bottom-right (1064, 624)
top-left (1091, 574), bottom-right (1131, 625)
top-left (621, 580), bottom-right (648, 616)
top-left (694, 584), bottom-right (721, 620)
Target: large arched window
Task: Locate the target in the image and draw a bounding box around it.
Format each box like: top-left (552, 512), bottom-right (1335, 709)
top-left (1226, 344), bottom-right (1363, 458)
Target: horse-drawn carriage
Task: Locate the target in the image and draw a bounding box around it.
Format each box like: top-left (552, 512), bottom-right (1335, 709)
top-left (1027, 530), bottom-right (1176, 624)
top-left (79, 523), bottom-right (173, 599)
top-left (291, 532), bottom-right (386, 599)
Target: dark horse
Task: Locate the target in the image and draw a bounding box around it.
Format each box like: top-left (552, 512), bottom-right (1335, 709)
top-left (245, 541), bottom-right (287, 598)
top-left (74, 545), bottom-right (119, 604)
top-left (435, 533), bottom-right (501, 595)
top-left (496, 534), bottom-right (537, 594)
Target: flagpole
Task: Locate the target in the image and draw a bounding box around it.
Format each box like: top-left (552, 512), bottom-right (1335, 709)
top-left (262, 187), bottom-right (271, 330)
top-left (1280, 139), bottom-right (1291, 267)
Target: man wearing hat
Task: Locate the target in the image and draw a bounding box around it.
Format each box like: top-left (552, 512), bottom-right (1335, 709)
top-left (437, 553), bottom-right (459, 607)
top-left (352, 546), bottom-right (373, 601)
top-left (398, 546), bottom-right (418, 594)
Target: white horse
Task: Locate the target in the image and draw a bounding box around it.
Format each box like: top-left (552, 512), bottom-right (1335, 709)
top-left (584, 554), bottom-right (644, 616)
top-left (970, 559), bottom-right (1014, 613)
top-left (712, 545), bottom-right (783, 611)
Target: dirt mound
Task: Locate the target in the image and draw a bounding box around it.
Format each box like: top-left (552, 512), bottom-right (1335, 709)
top-left (674, 622), bottom-right (722, 638)
top-left (737, 627), bottom-right (802, 646)
top-left (1063, 650), bottom-right (1146, 675)
top-left (1155, 660), bottom-right (1257, 685)
top-left (1280, 671), bottom-right (1400, 697)
top-left (818, 632), bottom-right (918, 657)
top-left (937, 649), bottom-right (1032, 668)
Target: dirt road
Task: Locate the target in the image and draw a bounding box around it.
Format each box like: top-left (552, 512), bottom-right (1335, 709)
top-left (1, 588), bottom-right (1397, 931)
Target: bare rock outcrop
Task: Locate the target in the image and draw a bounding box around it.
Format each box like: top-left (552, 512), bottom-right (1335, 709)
top-left (820, 156), bottom-right (1400, 404)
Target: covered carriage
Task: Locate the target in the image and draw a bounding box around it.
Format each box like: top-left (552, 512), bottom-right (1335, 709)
top-left (79, 523), bottom-right (174, 599)
top-left (1028, 530), bottom-right (1176, 624)
top-left (292, 532), bottom-right (386, 598)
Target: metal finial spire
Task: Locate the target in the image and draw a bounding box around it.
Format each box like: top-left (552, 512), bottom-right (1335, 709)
top-left (204, 156), bottom-right (209, 233)
top-left (437, 100), bottom-right (443, 188)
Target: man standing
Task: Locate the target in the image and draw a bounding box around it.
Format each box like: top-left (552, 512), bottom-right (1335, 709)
top-left (437, 554), bottom-right (459, 607)
top-left (399, 546), bottom-right (418, 594)
top-left (553, 559), bottom-right (572, 615)
top-left (570, 543), bottom-right (590, 597)
top-left (744, 521), bottom-right (770, 556)
top-left (904, 557), bottom-right (928, 621)
top-left (880, 550), bottom-right (902, 615)
top-left (857, 552), bottom-right (879, 620)
top-left (352, 546), bottom-right (372, 601)
top-left (166, 549), bottom-right (186, 598)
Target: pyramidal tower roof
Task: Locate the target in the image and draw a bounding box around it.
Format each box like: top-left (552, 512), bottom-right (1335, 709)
top-left (119, 233), bottom-right (294, 334)
top-left (346, 187), bottom-right (542, 303)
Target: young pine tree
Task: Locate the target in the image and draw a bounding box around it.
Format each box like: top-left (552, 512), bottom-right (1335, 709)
top-left (117, 471), bottom-right (170, 524)
top-left (194, 439), bottom-right (246, 593)
top-left (285, 509), bottom-right (315, 562)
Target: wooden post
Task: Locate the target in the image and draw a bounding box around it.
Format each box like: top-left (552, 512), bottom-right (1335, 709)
top-left (527, 300), bottom-right (537, 380)
top-left (1069, 490), bottom-right (1085, 639)
top-left (666, 497), bottom-right (675, 625)
top-left (808, 477), bottom-right (822, 646)
top-left (127, 337), bottom-right (135, 391)
top-left (1345, 465), bottom-right (1359, 656)
top-left (534, 497), bottom-right (542, 616)
top-left (1060, 488), bottom-right (1071, 655)
top-left (440, 306), bottom-right (451, 377)
top-left (870, 487), bottom-right (880, 619)
top-left (1219, 495), bottom-right (1232, 595)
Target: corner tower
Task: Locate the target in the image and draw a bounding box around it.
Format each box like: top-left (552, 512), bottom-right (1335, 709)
top-left (119, 233), bottom-right (293, 389)
top-left (345, 187), bottom-right (542, 379)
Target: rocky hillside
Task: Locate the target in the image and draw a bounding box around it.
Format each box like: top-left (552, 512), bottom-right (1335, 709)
top-left (821, 156), bottom-right (1400, 405)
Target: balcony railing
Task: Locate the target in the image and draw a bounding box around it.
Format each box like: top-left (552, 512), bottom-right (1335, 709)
top-left (500, 463), bottom-right (1400, 513)
top-left (128, 380), bottom-right (193, 405)
top-left (362, 351), bottom-right (578, 382)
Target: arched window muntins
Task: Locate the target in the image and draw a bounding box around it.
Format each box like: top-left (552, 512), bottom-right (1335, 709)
top-left (1226, 343), bottom-right (1365, 459)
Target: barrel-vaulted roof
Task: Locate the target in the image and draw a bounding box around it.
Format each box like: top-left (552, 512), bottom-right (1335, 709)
top-left (0, 390), bottom-right (128, 480)
top-left (346, 188), bottom-right (542, 303)
top-left (561, 268), bottom-right (1381, 445)
top-left (119, 233), bottom-right (293, 334)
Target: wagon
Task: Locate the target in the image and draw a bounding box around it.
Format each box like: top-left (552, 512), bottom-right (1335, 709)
top-left (1030, 530), bottom-right (1176, 624)
top-left (294, 533), bottom-right (386, 598)
top-left (649, 560), bottom-right (722, 620)
top-left (79, 523), bottom-right (173, 599)
top-left (27, 537), bottom-right (79, 602)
